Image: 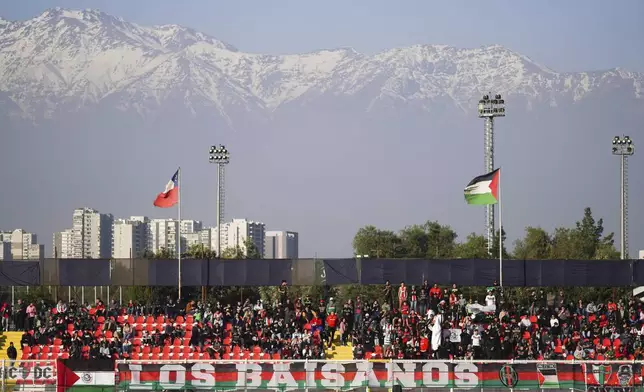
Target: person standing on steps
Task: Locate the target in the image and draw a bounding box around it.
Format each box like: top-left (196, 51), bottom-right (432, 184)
top-left (6, 342), bottom-right (17, 367)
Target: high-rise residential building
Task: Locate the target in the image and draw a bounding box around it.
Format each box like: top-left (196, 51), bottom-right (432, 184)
top-left (198, 229), bottom-right (213, 248)
top-left (196, 226), bottom-right (225, 256)
top-left (204, 226), bottom-right (225, 256)
top-left (149, 219), bottom-right (180, 255)
top-left (113, 218), bottom-right (149, 259)
top-left (0, 242), bottom-right (11, 260)
top-left (148, 219), bottom-right (201, 255)
top-left (0, 231), bottom-right (11, 242)
top-left (71, 207), bottom-right (114, 258)
top-left (225, 219), bottom-right (266, 257)
top-left (0, 229), bottom-right (44, 260)
top-left (640, 250), bottom-right (644, 259)
top-left (265, 231), bottom-right (299, 259)
top-left (180, 220), bottom-right (203, 235)
top-left (196, 219), bottom-right (265, 257)
top-left (0, 231), bottom-right (11, 260)
top-left (184, 232), bottom-right (201, 248)
top-left (53, 229), bottom-right (74, 258)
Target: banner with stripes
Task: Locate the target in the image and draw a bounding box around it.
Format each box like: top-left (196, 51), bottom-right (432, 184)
top-left (114, 360), bottom-right (644, 391)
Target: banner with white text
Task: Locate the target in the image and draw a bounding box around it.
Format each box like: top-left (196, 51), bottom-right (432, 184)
top-left (115, 360), bottom-right (644, 391)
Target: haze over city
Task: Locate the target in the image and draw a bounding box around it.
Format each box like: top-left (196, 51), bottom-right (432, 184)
top-left (1, 0), bottom-right (643, 258)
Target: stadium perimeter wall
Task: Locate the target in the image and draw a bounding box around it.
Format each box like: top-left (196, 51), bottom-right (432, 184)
top-left (1, 359), bottom-right (643, 391)
top-left (3, 258), bottom-right (644, 287)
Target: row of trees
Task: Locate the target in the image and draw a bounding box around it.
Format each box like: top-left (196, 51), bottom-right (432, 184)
top-left (353, 207), bottom-right (620, 260)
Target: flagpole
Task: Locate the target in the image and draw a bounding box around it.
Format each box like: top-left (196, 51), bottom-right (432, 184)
top-left (178, 167), bottom-right (182, 300)
top-left (498, 168), bottom-right (503, 287)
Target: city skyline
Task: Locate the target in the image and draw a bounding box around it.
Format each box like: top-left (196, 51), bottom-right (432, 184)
top-left (1, 207), bottom-right (299, 260)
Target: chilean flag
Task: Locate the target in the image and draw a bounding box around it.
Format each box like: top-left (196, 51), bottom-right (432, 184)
top-left (153, 169), bottom-right (179, 208)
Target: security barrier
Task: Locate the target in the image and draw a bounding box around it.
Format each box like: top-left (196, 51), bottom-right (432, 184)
top-left (4, 257), bottom-right (644, 287)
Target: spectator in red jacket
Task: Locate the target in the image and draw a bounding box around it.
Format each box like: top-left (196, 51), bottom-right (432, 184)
top-left (326, 312), bottom-right (338, 346)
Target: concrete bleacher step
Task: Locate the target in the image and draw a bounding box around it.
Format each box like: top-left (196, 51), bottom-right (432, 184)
top-left (0, 332), bottom-right (23, 360)
top-left (325, 335), bottom-right (353, 360)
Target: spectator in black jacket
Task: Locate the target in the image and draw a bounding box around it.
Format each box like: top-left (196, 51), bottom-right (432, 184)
top-left (6, 342), bottom-right (17, 366)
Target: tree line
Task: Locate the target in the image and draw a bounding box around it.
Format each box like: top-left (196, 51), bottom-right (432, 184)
top-left (352, 207), bottom-right (620, 260)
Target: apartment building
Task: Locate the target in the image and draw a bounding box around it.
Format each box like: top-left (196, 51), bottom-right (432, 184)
top-left (265, 231), bottom-right (299, 259)
top-left (52, 229), bottom-right (73, 258)
top-left (0, 242), bottom-right (10, 260)
top-left (70, 208), bottom-right (114, 258)
top-left (0, 229), bottom-right (44, 260)
top-left (181, 220), bottom-right (203, 235)
top-left (112, 218), bottom-right (149, 259)
top-left (225, 219), bottom-right (265, 257)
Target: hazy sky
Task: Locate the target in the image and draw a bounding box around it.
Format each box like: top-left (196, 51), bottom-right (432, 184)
top-left (2, 0), bottom-right (644, 73)
top-left (1, 1), bottom-right (643, 259)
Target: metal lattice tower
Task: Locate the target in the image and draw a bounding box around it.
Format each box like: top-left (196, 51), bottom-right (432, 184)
top-left (623, 155), bottom-right (629, 257)
top-left (218, 163), bottom-right (226, 225)
top-left (612, 136), bottom-right (634, 259)
top-left (209, 145), bottom-right (230, 257)
top-left (478, 93), bottom-right (506, 253)
top-left (484, 117), bottom-right (495, 251)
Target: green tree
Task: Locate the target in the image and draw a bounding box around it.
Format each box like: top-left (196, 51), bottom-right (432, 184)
top-left (513, 227), bottom-right (552, 259)
top-left (549, 208), bottom-right (618, 260)
top-left (425, 221), bottom-right (458, 258)
top-left (397, 221), bottom-right (457, 258)
top-left (352, 225), bottom-right (400, 258)
top-left (594, 237), bottom-right (620, 259)
top-left (575, 207), bottom-right (605, 259)
top-left (550, 227), bottom-right (581, 259)
top-left (454, 233), bottom-right (489, 259)
top-left (221, 246), bottom-right (244, 259)
top-left (244, 239), bottom-right (263, 259)
top-left (186, 243), bottom-right (217, 259)
top-left (220, 240), bottom-right (262, 259)
top-left (148, 247), bottom-right (175, 259)
top-left (489, 228), bottom-right (510, 260)
top-left (398, 225), bottom-right (428, 258)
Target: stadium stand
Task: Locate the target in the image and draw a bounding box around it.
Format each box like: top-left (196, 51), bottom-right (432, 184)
top-left (2, 283), bottom-right (644, 362)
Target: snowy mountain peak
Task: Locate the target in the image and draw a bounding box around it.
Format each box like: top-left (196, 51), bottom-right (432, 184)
top-left (150, 24), bottom-right (237, 52)
top-left (0, 9), bottom-right (641, 121)
top-left (36, 8), bottom-right (118, 26)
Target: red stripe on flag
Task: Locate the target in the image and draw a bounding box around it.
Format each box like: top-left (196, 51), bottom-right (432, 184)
top-left (489, 169), bottom-right (500, 200)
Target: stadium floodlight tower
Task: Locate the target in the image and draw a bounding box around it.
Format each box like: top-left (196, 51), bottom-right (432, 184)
top-left (478, 93), bottom-right (506, 253)
top-left (208, 145), bottom-right (230, 257)
top-left (612, 136), bottom-right (635, 259)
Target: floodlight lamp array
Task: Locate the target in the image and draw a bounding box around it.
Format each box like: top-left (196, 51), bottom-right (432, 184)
top-left (209, 145), bottom-right (230, 163)
top-left (612, 136), bottom-right (635, 155)
top-left (478, 93), bottom-right (506, 118)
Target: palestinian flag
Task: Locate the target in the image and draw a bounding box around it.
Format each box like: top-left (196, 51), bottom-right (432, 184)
top-left (464, 169), bottom-right (500, 205)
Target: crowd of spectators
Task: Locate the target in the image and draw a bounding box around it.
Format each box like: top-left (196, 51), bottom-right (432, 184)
top-left (350, 281), bottom-right (644, 361)
top-left (2, 281), bottom-right (644, 362)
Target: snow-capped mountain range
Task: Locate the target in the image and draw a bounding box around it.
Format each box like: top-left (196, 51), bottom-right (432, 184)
top-left (0, 8), bottom-right (642, 122)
